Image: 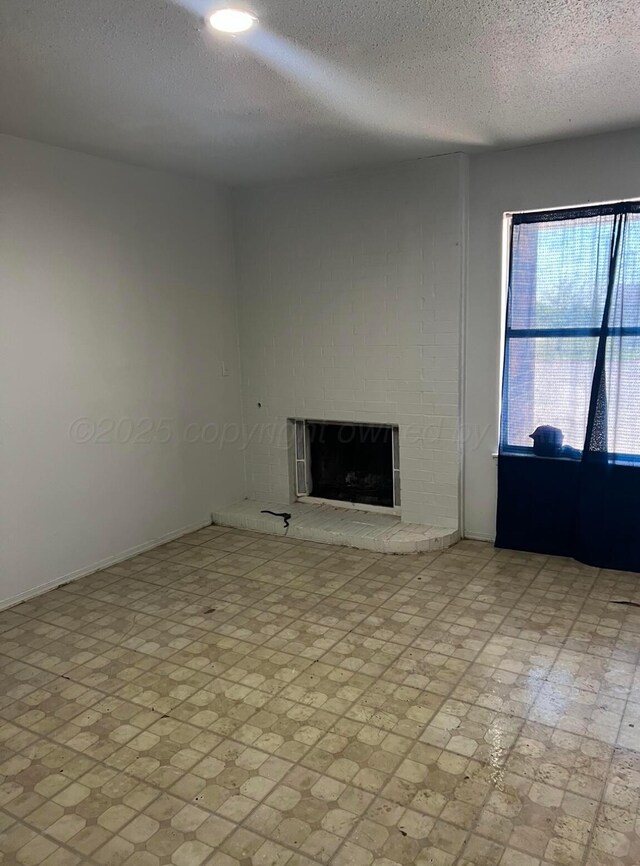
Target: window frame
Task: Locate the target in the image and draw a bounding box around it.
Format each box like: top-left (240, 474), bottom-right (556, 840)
top-left (499, 200), bottom-right (640, 463)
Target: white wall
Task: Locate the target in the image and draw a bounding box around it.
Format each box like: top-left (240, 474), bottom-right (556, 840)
top-left (465, 128), bottom-right (640, 540)
top-left (0, 135), bottom-right (245, 606)
top-left (233, 155), bottom-right (465, 528)
top-left (6, 125), bottom-right (638, 594)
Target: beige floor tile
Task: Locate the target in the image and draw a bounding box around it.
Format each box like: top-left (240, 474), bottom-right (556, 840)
top-left (3, 527), bottom-right (640, 865)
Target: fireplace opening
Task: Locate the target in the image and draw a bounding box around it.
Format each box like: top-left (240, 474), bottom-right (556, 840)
top-left (303, 422), bottom-right (396, 508)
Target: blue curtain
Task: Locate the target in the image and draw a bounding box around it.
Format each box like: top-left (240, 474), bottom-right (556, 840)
top-left (497, 203), bottom-right (640, 571)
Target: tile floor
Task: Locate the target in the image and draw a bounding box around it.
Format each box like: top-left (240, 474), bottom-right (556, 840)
top-left (1, 527), bottom-right (640, 866)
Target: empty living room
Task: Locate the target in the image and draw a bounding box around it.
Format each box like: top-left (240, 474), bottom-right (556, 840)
top-left (2, 1), bottom-right (640, 864)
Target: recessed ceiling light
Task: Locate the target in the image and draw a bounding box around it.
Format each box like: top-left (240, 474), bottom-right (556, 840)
top-left (208, 8), bottom-right (256, 33)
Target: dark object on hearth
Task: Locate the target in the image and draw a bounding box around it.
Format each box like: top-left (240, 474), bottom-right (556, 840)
top-left (529, 425), bottom-right (563, 457)
top-left (260, 510), bottom-right (291, 529)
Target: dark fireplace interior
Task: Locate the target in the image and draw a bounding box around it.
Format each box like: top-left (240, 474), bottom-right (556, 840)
top-left (307, 422), bottom-right (394, 507)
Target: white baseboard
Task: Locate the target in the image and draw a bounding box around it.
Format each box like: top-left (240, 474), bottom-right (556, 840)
top-left (0, 517), bottom-right (212, 613)
top-left (463, 531), bottom-right (495, 543)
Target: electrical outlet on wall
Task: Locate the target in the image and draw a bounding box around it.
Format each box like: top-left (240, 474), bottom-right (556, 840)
top-left (221, 361), bottom-right (230, 377)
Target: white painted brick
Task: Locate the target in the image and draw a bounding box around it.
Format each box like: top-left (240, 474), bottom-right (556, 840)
top-left (233, 154), bottom-right (464, 528)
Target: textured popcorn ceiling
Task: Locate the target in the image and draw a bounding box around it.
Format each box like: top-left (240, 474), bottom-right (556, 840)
top-left (1, 0), bottom-right (640, 184)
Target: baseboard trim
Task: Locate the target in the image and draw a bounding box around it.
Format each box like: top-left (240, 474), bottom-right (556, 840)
top-left (463, 532), bottom-right (496, 543)
top-left (0, 517), bottom-right (212, 613)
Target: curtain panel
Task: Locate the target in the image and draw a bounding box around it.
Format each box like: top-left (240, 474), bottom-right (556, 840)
top-left (496, 202), bottom-right (640, 572)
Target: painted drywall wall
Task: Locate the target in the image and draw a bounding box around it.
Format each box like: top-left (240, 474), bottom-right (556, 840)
top-left (233, 155), bottom-right (465, 529)
top-left (5, 123), bottom-right (638, 586)
top-left (0, 134), bottom-right (245, 606)
top-left (465, 127), bottom-right (640, 540)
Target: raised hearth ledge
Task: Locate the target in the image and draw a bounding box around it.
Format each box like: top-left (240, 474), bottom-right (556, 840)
top-left (212, 499), bottom-right (459, 553)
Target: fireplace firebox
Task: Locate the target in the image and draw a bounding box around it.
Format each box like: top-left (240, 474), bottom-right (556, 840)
top-left (292, 420), bottom-right (400, 509)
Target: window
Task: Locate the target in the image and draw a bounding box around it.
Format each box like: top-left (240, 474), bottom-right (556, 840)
top-left (500, 202), bottom-right (640, 461)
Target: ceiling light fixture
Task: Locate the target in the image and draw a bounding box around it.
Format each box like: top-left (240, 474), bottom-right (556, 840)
top-left (208, 8), bottom-right (256, 33)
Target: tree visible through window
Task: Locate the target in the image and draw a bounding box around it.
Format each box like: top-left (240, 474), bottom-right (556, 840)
top-left (500, 203), bottom-right (640, 461)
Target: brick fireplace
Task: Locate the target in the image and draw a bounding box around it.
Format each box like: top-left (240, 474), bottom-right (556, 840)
top-left (293, 420), bottom-right (399, 510)
top-left (233, 153), bottom-right (465, 533)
